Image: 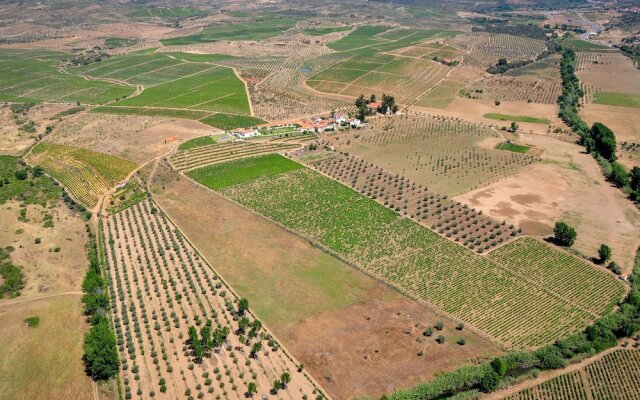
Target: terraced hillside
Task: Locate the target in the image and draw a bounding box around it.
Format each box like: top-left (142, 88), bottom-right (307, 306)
top-left (27, 142), bottom-right (136, 207)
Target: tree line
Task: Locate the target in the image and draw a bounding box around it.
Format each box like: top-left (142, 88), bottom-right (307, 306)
top-left (82, 225), bottom-right (119, 381)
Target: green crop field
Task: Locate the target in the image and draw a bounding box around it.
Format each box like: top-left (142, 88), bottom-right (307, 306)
top-left (564, 37), bottom-right (613, 52)
top-left (78, 51), bottom-right (262, 129)
top-left (0, 50), bottom-right (134, 104)
top-left (160, 18), bottom-right (299, 46)
top-left (186, 154), bottom-right (303, 190)
top-left (497, 142), bottom-right (531, 153)
top-left (484, 113), bottom-right (551, 124)
top-left (188, 159), bottom-right (624, 348)
top-left (27, 143), bottom-right (136, 207)
top-left (326, 25), bottom-right (392, 51)
top-left (177, 136), bottom-right (217, 151)
top-left (130, 6), bottom-right (206, 18)
top-left (303, 26), bottom-right (352, 36)
top-left (593, 91), bottom-right (640, 108)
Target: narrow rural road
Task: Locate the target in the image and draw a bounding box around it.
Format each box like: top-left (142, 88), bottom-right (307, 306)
top-left (0, 291), bottom-right (83, 308)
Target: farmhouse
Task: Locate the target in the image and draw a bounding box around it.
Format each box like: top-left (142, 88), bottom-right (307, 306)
top-left (299, 117), bottom-right (337, 133)
top-left (367, 102), bottom-right (381, 110)
top-left (115, 180), bottom-right (127, 190)
top-left (164, 136), bottom-right (182, 143)
top-left (229, 128), bottom-right (260, 139)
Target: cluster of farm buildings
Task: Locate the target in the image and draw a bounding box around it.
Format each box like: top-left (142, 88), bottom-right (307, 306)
top-left (229, 115), bottom-right (365, 139)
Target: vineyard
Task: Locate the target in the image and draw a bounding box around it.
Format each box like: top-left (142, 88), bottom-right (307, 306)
top-left (27, 142), bottom-right (136, 207)
top-left (185, 158), bottom-right (624, 348)
top-left (0, 49), bottom-right (134, 104)
top-left (103, 200), bottom-right (320, 399)
top-left (500, 349), bottom-right (640, 400)
top-left (170, 141), bottom-right (301, 172)
top-left (323, 114), bottom-right (539, 195)
top-left (310, 152), bottom-right (521, 252)
top-left (446, 33), bottom-right (548, 68)
top-left (488, 237), bottom-right (625, 316)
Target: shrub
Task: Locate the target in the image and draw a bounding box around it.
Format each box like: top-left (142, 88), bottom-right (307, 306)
top-left (553, 221), bottom-right (576, 247)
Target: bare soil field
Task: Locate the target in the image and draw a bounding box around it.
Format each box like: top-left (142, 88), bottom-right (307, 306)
top-left (581, 103), bottom-right (640, 143)
top-left (0, 201), bottom-right (87, 297)
top-left (456, 134), bottom-right (640, 272)
top-left (0, 295), bottom-right (93, 400)
top-left (413, 97), bottom-right (560, 135)
top-left (150, 161), bottom-right (503, 399)
top-left (577, 52), bottom-right (640, 94)
top-left (0, 103), bottom-right (71, 156)
top-left (50, 112), bottom-right (214, 163)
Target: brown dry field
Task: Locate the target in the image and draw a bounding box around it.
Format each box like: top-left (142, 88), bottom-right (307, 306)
top-left (150, 162), bottom-right (503, 400)
top-left (0, 202), bottom-right (87, 296)
top-left (0, 295), bottom-right (93, 400)
top-left (581, 103), bottom-right (640, 143)
top-left (0, 201), bottom-right (91, 400)
top-left (456, 134), bottom-right (640, 272)
top-left (49, 112), bottom-right (214, 163)
top-left (0, 103), bottom-right (71, 156)
top-left (411, 98), bottom-right (560, 135)
top-left (578, 52), bottom-right (640, 94)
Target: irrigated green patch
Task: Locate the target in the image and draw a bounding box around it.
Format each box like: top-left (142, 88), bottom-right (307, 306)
top-left (191, 164), bottom-right (624, 348)
top-left (496, 142), bottom-right (531, 153)
top-left (160, 18), bottom-right (299, 46)
top-left (484, 113), bottom-right (550, 124)
top-left (187, 154), bottom-right (302, 190)
top-left (178, 136), bottom-right (216, 151)
top-left (593, 91), bottom-right (640, 108)
top-left (303, 26), bottom-right (351, 36)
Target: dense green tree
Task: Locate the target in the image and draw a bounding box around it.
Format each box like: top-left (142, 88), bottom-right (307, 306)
top-left (479, 370), bottom-right (501, 393)
top-left (590, 123), bottom-right (617, 161)
top-left (490, 357), bottom-right (507, 377)
top-left (630, 167), bottom-right (640, 192)
top-left (238, 298), bottom-right (249, 315)
top-left (510, 122), bottom-right (518, 132)
top-left (598, 244), bottom-right (612, 264)
top-left (553, 221), bottom-right (576, 247)
top-left (83, 320), bottom-right (119, 380)
top-left (609, 162), bottom-right (629, 188)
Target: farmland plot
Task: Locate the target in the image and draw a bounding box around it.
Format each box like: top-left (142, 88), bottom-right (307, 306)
top-left (171, 141), bottom-right (301, 172)
top-left (323, 114), bottom-right (539, 196)
top-left (311, 153), bottom-right (521, 253)
top-left (464, 75), bottom-right (562, 104)
top-left (103, 200), bottom-right (321, 399)
top-left (189, 156), bottom-right (624, 348)
top-left (447, 32), bottom-right (547, 68)
top-left (500, 349), bottom-right (640, 400)
top-left (27, 142), bottom-right (136, 208)
top-left (0, 49), bottom-right (134, 104)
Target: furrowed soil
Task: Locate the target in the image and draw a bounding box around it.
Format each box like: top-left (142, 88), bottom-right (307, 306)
top-left (150, 161), bottom-right (503, 399)
top-left (455, 134), bottom-right (640, 273)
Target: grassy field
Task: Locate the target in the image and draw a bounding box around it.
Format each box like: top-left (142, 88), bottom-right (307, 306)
top-left (0, 49), bottom-right (134, 104)
top-left (27, 143), bottom-right (136, 207)
top-left (484, 113), bottom-right (551, 124)
top-left (414, 80), bottom-right (466, 109)
top-left (189, 159), bottom-right (624, 348)
top-left (161, 18), bottom-right (299, 46)
top-left (497, 142), bottom-right (531, 153)
top-left (593, 91), bottom-right (640, 108)
top-left (186, 153), bottom-right (302, 189)
top-left (0, 296), bottom-right (93, 400)
top-left (103, 37), bottom-right (138, 48)
top-left (564, 37), bottom-right (613, 52)
top-left (303, 26), bottom-right (351, 36)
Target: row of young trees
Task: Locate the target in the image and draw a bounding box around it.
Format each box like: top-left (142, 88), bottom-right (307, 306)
top-left (82, 226), bottom-right (119, 381)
